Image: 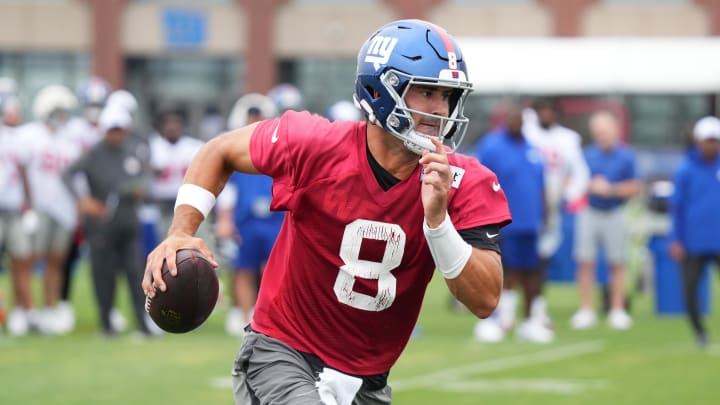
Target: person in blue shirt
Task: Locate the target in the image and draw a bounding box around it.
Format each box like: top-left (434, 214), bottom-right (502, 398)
top-left (473, 105), bottom-right (549, 343)
top-left (571, 111), bottom-right (641, 331)
top-left (669, 116), bottom-right (720, 347)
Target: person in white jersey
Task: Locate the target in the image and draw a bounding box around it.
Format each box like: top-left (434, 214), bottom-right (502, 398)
top-left (148, 110), bottom-right (205, 238)
top-left (519, 97), bottom-right (590, 339)
top-left (0, 93), bottom-right (35, 336)
top-left (16, 84), bottom-right (82, 335)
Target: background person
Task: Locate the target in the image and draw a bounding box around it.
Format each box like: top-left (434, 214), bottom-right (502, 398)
top-left (669, 115), bottom-right (720, 347)
top-left (0, 91), bottom-right (35, 336)
top-left (17, 84), bottom-right (81, 335)
top-left (473, 105), bottom-right (548, 343)
top-left (571, 111), bottom-right (641, 330)
top-left (62, 106), bottom-right (158, 336)
top-left (56, 76), bottom-right (113, 333)
top-left (523, 97), bottom-right (590, 328)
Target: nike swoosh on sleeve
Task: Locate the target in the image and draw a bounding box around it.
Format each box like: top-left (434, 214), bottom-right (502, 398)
top-left (271, 122), bottom-right (280, 144)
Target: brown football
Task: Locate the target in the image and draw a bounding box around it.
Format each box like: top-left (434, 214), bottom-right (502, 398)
top-left (146, 249), bottom-right (219, 333)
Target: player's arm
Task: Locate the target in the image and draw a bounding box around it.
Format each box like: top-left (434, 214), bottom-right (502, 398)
top-left (447, 242), bottom-right (502, 318)
top-left (142, 122), bottom-right (261, 297)
top-left (425, 221), bottom-right (503, 318)
top-left (420, 138), bottom-right (502, 318)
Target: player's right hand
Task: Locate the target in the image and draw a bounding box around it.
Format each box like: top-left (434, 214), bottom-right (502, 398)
top-left (142, 234), bottom-right (218, 298)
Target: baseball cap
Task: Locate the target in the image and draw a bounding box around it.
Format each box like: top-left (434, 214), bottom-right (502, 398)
top-left (99, 106), bottom-right (132, 132)
top-left (106, 89), bottom-right (138, 114)
top-left (694, 116), bottom-right (720, 141)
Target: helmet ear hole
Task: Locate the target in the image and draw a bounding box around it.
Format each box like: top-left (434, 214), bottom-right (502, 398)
top-left (367, 87), bottom-right (380, 100)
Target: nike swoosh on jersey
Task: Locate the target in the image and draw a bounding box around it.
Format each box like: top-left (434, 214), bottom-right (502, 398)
top-left (271, 122), bottom-right (280, 144)
top-left (486, 232), bottom-right (499, 238)
top-left (492, 181), bottom-right (501, 192)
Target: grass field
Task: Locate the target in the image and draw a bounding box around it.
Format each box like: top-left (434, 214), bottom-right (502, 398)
top-left (1, 261), bottom-right (718, 405)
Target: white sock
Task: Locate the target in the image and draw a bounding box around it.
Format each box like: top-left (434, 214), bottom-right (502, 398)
top-left (496, 289), bottom-right (518, 330)
top-left (530, 296), bottom-right (550, 324)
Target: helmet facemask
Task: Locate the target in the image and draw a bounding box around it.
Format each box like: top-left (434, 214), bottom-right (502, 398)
top-left (378, 70), bottom-right (471, 155)
top-left (355, 68), bottom-right (472, 155)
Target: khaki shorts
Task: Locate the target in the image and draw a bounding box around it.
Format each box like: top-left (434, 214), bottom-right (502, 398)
top-left (32, 212), bottom-right (73, 256)
top-left (0, 212), bottom-right (33, 257)
top-left (573, 205), bottom-right (629, 264)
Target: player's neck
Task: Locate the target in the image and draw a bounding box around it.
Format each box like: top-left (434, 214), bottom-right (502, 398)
top-left (366, 125), bottom-right (418, 180)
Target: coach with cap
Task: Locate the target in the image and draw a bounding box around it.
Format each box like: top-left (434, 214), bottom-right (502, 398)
top-left (669, 115), bottom-right (720, 347)
top-left (62, 106), bottom-right (157, 336)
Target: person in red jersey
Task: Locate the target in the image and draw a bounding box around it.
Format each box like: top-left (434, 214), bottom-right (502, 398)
top-left (143, 19), bottom-right (511, 405)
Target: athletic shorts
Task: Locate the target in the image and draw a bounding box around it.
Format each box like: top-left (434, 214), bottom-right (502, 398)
top-left (232, 328), bottom-right (392, 405)
top-left (574, 205), bottom-right (628, 264)
top-left (233, 219), bottom-right (281, 273)
top-left (32, 212), bottom-right (72, 256)
top-left (0, 212), bottom-right (33, 257)
top-left (500, 233), bottom-right (540, 270)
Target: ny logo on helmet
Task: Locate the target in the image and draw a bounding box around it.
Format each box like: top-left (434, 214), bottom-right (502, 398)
top-left (365, 36), bottom-right (398, 71)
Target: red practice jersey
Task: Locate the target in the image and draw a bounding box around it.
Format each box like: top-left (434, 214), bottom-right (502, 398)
top-left (249, 111), bottom-right (510, 376)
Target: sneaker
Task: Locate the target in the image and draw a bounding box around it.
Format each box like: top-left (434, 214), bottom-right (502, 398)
top-left (225, 306), bottom-right (247, 337)
top-left (55, 301), bottom-right (75, 335)
top-left (473, 318), bottom-right (505, 343)
top-left (36, 307), bottom-right (66, 335)
top-left (7, 308), bottom-right (30, 336)
top-left (607, 309), bottom-right (633, 330)
top-left (110, 308), bottom-right (128, 333)
top-left (570, 308), bottom-right (598, 330)
top-left (516, 319), bottom-right (554, 344)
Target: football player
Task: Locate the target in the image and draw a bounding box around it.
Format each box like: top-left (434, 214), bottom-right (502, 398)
top-left (17, 84), bottom-right (81, 335)
top-left (145, 19), bottom-right (511, 404)
top-left (522, 97), bottom-right (590, 337)
top-left (0, 87), bottom-right (35, 336)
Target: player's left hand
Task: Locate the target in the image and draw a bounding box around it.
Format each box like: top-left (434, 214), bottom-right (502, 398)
top-left (419, 137), bottom-right (452, 228)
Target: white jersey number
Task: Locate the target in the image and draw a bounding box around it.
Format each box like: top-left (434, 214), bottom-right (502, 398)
top-left (334, 219), bottom-right (406, 311)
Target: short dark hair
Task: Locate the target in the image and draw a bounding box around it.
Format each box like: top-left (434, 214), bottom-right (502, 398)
top-left (533, 96), bottom-right (559, 111)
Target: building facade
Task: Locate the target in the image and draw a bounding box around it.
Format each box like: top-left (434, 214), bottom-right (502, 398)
top-left (0, 0), bottom-right (718, 144)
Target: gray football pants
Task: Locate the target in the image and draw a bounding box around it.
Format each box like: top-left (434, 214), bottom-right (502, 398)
top-left (232, 330), bottom-right (392, 404)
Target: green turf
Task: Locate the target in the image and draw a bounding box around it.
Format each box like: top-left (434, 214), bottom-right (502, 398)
top-left (1, 261), bottom-right (718, 404)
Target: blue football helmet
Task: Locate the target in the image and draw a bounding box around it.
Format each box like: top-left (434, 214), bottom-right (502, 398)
top-left (354, 19), bottom-right (473, 154)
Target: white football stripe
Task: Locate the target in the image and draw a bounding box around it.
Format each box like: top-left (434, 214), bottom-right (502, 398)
top-left (391, 340), bottom-right (605, 391)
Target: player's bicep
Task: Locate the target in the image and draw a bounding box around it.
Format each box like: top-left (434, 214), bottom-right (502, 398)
top-left (182, 124), bottom-right (261, 196)
top-left (221, 122), bottom-right (262, 174)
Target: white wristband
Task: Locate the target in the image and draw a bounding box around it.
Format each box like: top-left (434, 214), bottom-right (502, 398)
top-left (423, 212), bottom-right (473, 279)
top-left (174, 184), bottom-right (216, 219)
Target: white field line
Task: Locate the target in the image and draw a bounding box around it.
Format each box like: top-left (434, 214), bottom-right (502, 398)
top-left (209, 340), bottom-right (606, 392)
top-left (391, 340), bottom-right (606, 391)
top-left (709, 343), bottom-right (720, 355)
top-left (440, 378), bottom-right (609, 394)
